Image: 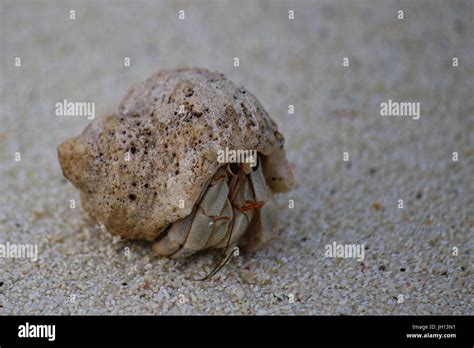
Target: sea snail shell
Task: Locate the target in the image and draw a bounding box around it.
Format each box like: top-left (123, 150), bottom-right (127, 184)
top-left (58, 68), bottom-right (294, 258)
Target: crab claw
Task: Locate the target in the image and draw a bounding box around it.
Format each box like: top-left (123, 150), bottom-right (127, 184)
top-left (240, 199), bottom-right (277, 253)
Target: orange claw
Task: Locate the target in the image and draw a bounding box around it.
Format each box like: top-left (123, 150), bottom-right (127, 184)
top-left (239, 201), bottom-right (265, 212)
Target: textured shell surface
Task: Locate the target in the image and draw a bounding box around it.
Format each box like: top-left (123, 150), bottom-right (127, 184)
top-left (58, 68), bottom-right (292, 241)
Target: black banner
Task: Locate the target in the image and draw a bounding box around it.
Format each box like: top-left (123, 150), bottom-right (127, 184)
top-left (0, 316), bottom-right (472, 346)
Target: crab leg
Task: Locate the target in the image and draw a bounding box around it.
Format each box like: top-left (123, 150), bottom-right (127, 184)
top-left (152, 168), bottom-right (228, 258)
top-left (214, 178), bottom-right (254, 248)
top-left (239, 160), bottom-right (276, 252)
top-left (151, 215), bottom-right (192, 256)
top-left (240, 199), bottom-right (276, 252)
top-left (204, 199), bottom-right (233, 248)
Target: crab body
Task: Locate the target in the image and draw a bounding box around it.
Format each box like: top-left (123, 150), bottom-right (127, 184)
top-left (153, 158), bottom-right (276, 258)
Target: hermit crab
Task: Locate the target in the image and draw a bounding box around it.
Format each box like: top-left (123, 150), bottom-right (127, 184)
top-left (58, 68), bottom-right (294, 276)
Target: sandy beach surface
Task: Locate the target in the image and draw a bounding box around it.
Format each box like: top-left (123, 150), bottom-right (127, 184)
top-left (0, 0), bottom-right (472, 314)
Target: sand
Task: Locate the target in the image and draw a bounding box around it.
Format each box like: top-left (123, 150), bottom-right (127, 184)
top-left (0, 0), bottom-right (472, 315)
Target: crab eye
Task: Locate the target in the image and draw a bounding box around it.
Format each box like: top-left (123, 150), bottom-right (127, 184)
top-left (252, 157), bottom-right (259, 171)
top-left (229, 163), bottom-right (240, 175)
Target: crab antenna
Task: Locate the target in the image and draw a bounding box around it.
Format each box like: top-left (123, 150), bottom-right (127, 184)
top-left (201, 250), bottom-right (234, 280)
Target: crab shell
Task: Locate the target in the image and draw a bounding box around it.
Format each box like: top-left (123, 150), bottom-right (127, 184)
top-left (57, 68), bottom-right (294, 252)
